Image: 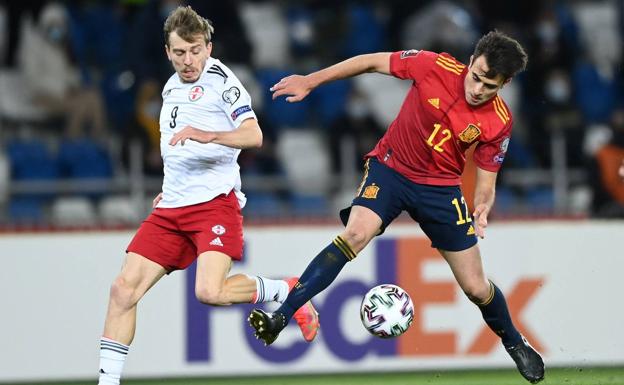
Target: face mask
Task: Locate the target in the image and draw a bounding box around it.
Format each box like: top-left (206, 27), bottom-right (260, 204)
top-left (537, 21), bottom-right (558, 44)
top-left (46, 25), bottom-right (66, 43)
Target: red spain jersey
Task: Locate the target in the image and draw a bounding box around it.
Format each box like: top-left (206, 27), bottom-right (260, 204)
top-left (367, 50), bottom-right (512, 186)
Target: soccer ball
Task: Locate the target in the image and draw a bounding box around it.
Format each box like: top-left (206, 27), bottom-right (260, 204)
top-left (360, 284), bottom-right (414, 338)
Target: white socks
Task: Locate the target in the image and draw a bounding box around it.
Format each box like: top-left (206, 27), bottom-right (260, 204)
top-left (249, 275), bottom-right (289, 303)
top-left (98, 337), bottom-right (129, 385)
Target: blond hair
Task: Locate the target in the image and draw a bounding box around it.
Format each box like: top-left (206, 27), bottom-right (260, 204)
top-left (163, 5), bottom-right (214, 46)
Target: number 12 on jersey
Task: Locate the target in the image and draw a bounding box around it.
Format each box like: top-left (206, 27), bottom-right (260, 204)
top-left (427, 123), bottom-right (452, 153)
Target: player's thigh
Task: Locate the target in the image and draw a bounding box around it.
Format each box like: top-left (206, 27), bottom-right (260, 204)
top-left (195, 250), bottom-right (233, 294)
top-left (409, 184), bottom-right (477, 252)
top-left (127, 213), bottom-right (198, 271)
top-left (115, 252), bottom-right (168, 299)
top-left (340, 158), bottom-right (405, 239)
top-left (184, 192), bottom-right (245, 261)
top-left (438, 245), bottom-right (489, 299)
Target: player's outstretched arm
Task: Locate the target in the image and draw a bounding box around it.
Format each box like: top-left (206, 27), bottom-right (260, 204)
top-left (271, 52), bottom-right (392, 103)
top-left (473, 167), bottom-right (498, 239)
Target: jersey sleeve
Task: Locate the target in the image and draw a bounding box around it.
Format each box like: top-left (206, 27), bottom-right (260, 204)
top-left (389, 50), bottom-right (437, 82)
top-left (473, 120), bottom-right (513, 172)
top-left (219, 73), bottom-right (257, 128)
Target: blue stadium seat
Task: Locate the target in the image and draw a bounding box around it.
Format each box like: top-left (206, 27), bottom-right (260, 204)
top-left (8, 198), bottom-right (45, 224)
top-left (310, 80), bottom-right (352, 127)
top-left (243, 192), bottom-right (283, 218)
top-left (7, 139), bottom-right (59, 181)
top-left (255, 69), bottom-right (311, 128)
top-left (290, 194), bottom-right (330, 217)
top-left (57, 138), bottom-right (113, 179)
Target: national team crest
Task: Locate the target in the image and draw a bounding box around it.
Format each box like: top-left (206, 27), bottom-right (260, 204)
top-left (459, 124), bottom-right (481, 143)
top-left (188, 85), bottom-right (204, 102)
top-left (362, 184), bottom-right (379, 199)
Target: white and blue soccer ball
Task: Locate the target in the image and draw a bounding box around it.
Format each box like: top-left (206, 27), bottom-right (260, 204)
top-left (360, 284), bottom-right (414, 338)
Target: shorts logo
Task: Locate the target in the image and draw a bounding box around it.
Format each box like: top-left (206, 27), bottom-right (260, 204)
top-left (189, 86), bottom-right (204, 102)
top-left (222, 86), bottom-right (240, 105)
top-left (212, 225), bottom-right (226, 235)
top-left (231, 105), bottom-right (252, 120)
top-left (466, 225), bottom-right (475, 236)
top-left (362, 184), bottom-right (380, 199)
top-left (459, 124), bottom-right (481, 143)
top-left (493, 154), bottom-right (505, 164)
top-left (209, 237), bottom-right (224, 247)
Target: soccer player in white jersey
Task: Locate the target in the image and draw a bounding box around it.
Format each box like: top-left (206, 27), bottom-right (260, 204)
top-left (97, 6), bottom-right (319, 385)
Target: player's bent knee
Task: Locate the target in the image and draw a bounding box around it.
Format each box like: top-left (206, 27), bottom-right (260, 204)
top-left (195, 287), bottom-right (228, 306)
top-left (109, 276), bottom-right (140, 309)
top-left (340, 229), bottom-right (370, 254)
top-left (462, 281), bottom-right (492, 304)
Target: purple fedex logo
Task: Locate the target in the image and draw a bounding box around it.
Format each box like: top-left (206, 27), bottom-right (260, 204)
top-left (186, 237), bottom-right (545, 362)
top-left (185, 240), bottom-right (401, 363)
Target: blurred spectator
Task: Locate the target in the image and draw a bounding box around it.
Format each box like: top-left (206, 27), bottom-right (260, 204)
top-left (1, 0), bottom-right (44, 67)
top-left (591, 108), bottom-right (624, 217)
top-left (572, 1), bottom-right (622, 124)
top-left (66, 1), bottom-right (136, 132)
top-left (327, 90), bottom-right (384, 177)
top-left (399, 1), bottom-right (478, 59)
top-left (17, 2), bottom-right (107, 138)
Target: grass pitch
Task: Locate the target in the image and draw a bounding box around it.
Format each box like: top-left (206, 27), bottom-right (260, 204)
top-left (14, 366), bottom-right (624, 385)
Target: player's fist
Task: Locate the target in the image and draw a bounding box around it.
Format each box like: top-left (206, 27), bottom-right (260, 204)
top-left (619, 159), bottom-right (624, 180)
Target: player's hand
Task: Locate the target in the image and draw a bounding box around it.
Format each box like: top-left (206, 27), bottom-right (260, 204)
top-left (472, 204), bottom-right (490, 239)
top-left (152, 192), bottom-right (163, 208)
top-left (169, 126), bottom-right (217, 146)
top-left (619, 159), bottom-right (624, 180)
top-left (270, 75), bottom-right (313, 102)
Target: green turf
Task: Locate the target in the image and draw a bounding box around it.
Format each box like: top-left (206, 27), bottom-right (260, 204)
top-left (12, 367), bottom-right (624, 385)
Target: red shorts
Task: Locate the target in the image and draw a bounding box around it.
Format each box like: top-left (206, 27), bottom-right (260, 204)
top-left (127, 191), bottom-right (244, 272)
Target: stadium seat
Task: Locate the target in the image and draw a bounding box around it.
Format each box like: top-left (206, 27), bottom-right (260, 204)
top-left (255, 69), bottom-right (311, 128)
top-left (243, 192), bottom-right (283, 218)
top-left (290, 193), bottom-right (330, 217)
top-left (276, 129), bottom-right (332, 195)
top-left (50, 196), bottom-right (97, 227)
top-left (57, 138), bottom-right (113, 179)
top-left (98, 195), bottom-right (142, 226)
top-left (8, 197), bottom-right (45, 224)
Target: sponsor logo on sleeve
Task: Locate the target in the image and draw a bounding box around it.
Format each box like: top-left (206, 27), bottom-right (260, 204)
top-left (400, 49), bottom-right (419, 59)
top-left (231, 105), bottom-right (252, 120)
top-left (500, 137), bottom-right (510, 153)
top-left (222, 86), bottom-right (241, 105)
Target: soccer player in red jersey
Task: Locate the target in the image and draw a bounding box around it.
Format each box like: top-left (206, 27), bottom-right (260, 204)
top-left (249, 31), bottom-right (544, 383)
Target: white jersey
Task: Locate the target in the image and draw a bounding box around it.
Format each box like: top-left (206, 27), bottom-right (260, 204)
top-left (157, 57), bottom-right (256, 208)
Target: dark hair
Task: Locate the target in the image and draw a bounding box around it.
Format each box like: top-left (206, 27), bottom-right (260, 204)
top-left (473, 30), bottom-right (528, 81)
top-left (163, 6), bottom-right (214, 46)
